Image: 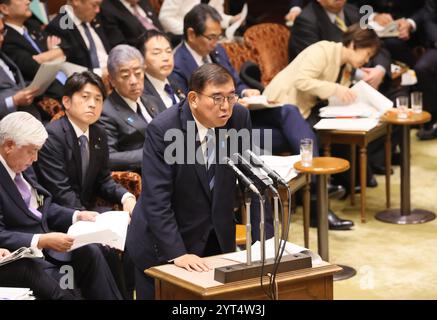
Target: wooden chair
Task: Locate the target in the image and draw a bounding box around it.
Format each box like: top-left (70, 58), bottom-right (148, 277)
top-left (243, 23), bottom-right (290, 86)
top-left (222, 41), bottom-right (258, 73)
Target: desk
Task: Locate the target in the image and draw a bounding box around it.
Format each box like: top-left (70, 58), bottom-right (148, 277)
top-left (146, 255), bottom-right (341, 300)
top-left (318, 122), bottom-right (391, 222)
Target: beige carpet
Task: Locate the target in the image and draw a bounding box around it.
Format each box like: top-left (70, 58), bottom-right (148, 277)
top-left (287, 129), bottom-right (437, 300)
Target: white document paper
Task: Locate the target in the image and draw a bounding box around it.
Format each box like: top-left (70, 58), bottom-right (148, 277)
top-left (25, 58), bottom-right (65, 94)
top-left (0, 287), bottom-right (35, 300)
top-left (61, 62), bottom-right (88, 77)
top-left (314, 118), bottom-right (379, 131)
top-left (67, 211), bottom-right (130, 251)
top-left (368, 20), bottom-right (399, 38)
top-left (222, 238), bottom-right (322, 265)
top-left (259, 154), bottom-right (300, 182)
top-left (225, 3), bottom-right (248, 41)
top-left (326, 80), bottom-right (393, 118)
top-left (243, 95), bottom-right (282, 110)
top-left (0, 247), bottom-right (43, 267)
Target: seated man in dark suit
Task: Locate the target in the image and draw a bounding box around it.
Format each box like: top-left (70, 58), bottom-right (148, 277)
top-left (98, 44), bottom-right (161, 172)
top-left (140, 29), bottom-right (185, 111)
top-left (0, 0), bottom-right (66, 99)
top-left (127, 63), bottom-right (273, 300)
top-left (47, 0), bottom-right (110, 75)
top-left (0, 18), bottom-right (42, 120)
top-left (35, 71), bottom-right (136, 215)
top-left (100, 0), bottom-right (172, 48)
top-left (0, 111), bottom-right (122, 299)
top-left (0, 247), bottom-right (79, 299)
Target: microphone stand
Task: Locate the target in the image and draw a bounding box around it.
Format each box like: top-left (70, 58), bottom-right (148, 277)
top-left (272, 191), bottom-right (280, 256)
top-left (259, 193), bottom-right (266, 267)
top-left (244, 191), bottom-right (252, 266)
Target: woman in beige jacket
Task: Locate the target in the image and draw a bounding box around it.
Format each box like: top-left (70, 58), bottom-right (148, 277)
top-left (263, 24), bottom-right (380, 121)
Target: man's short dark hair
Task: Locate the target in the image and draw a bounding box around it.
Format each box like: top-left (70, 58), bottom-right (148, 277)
top-left (138, 29), bottom-right (172, 56)
top-left (63, 71), bottom-right (107, 100)
top-left (189, 63), bottom-right (235, 92)
top-left (183, 4), bottom-right (222, 41)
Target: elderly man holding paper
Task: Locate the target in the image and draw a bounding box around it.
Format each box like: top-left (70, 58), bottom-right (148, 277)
top-left (0, 111), bottom-right (122, 299)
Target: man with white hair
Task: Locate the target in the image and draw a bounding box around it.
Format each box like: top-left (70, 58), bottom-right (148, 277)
top-left (0, 111), bottom-right (123, 299)
top-left (98, 44), bottom-right (162, 172)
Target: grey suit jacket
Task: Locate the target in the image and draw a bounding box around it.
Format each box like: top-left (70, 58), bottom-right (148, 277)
top-left (0, 51), bottom-right (25, 118)
top-left (98, 90), bottom-right (162, 172)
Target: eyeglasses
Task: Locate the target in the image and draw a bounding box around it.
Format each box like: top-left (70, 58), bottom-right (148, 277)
top-left (200, 33), bottom-right (224, 42)
top-left (197, 92), bottom-right (239, 106)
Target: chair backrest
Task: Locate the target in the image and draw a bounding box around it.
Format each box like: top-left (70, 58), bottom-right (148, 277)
top-left (243, 23), bottom-right (290, 86)
top-left (221, 41), bottom-right (258, 73)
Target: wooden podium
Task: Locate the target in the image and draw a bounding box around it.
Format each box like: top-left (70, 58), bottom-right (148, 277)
top-left (145, 255), bottom-right (341, 300)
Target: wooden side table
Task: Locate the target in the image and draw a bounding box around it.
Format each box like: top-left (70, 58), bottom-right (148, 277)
top-left (376, 111), bottom-right (436, 224)
top-left (294, 157), bottom-right (356, 280)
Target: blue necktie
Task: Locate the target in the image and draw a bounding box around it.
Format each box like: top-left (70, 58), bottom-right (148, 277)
top-left (164, 83), bottom-right (177, 106)
top-left (205, 128), bottom-right (216, 191)
top-left (78, 135), bottom-right (89, 185)
top-left (23, 29), bottom-right (67, 84)
top-left (81, 23), bottom-right (100, 69)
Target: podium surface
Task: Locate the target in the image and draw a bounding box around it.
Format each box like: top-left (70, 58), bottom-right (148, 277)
top-left (145, 255), bottom-right (341, 300)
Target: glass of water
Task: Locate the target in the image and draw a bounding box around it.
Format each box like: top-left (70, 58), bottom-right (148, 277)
top-left (411, 92), bottom-right (423, 114)
top-left (300, 138), bottom-right (313, 167)
top-left (396, 96), bottom-right (409, 119)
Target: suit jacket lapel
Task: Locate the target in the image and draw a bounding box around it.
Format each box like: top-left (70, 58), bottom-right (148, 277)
top-left (141, 95), bottom-right (158, 118)
top-left (180, 101), bottom-right (211, 202)
top-left (144, 77), bottom-right (167, 112)
top-left (0, 51), bottom-right (25, 88)
top-left (87, 125), bottom-right (101, 190)
top-left (61, 117), bottom-right (83, 187)
top-left (110, 91), bottom-right (148, 135)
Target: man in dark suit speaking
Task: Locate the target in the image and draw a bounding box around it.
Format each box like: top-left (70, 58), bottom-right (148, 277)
top-left (127, 63), bottom-right (273, 299)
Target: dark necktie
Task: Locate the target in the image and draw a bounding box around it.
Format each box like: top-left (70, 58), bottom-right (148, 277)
top-left (23, 28), bottom-right (67, 84)
top-left (81, 23), bottom-right (100, 69)
top-left (205, 128), bottom-right (216, 191)
top-left (136, 103), bottom-right (147, 123)
top-left (14, 174), bottom-right (42, 219)
top-left (164, 83), bottom-right (177, 106)
top-left (78, 135), bottom-right (89, 185)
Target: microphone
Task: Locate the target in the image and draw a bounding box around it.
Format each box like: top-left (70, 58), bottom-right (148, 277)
top-left (223, 157), bottom-right (261, 195)
top-left (232, 153), bottom-right (278, 195)
top-left (243, 150), bottom-right (288, 187)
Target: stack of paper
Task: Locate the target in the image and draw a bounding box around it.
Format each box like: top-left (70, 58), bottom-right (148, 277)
top-left (259, 154), bottom-right (301, 182)
top-left (67, 211), bottom-right (130, 251)
top-left (314, 118), bottom-right (379, 131)
top-left (0, 247), bottom-right (43, 267)
top-left (222, 238), bottom-right (322, 265)
top-left (0, 287), bottom-right (35, 300)
top-left (368, 20), bottom-right (399, 38)
top-left (243, 95), bottom-right (282, 110)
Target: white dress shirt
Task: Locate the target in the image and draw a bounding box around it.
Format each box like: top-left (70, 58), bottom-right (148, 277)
top-left (145, 73), bottom-right (179, 108)
top-left (185, 42), bottom-right (211, 66)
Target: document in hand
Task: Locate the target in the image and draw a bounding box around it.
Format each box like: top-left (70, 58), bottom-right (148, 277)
top-left (67, 211), bottom-right (130, 251)
top-left (243, 95), bottom-right (282, 110)
top-left (259, 154), bottom-right (301, 182)
top-left (368, 20), bottom-right (399, 38)
top-left (25, 58), bottom-right (65, 95)
top-left (60, 62), bottom-right (88, 77)
top-left (0, 247), bottom-right (43, 267)
top-left (0, 287), bottom-right (35, 300)
top-left (321, 80), bottom-right (393, 118)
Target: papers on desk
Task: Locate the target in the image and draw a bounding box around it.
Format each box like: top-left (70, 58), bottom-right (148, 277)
top-left (314, 118), bottom-right (379, 131)
top-left (0, 287), bottom-right (35, 300)
top-left (67, 211), bottom-right (130, 251)
top-left (25, 58), bottom-right (64, 95)
top-left (224, 3), bottom-right (248, 41)
top-left (320, 80), bottom-right (393, 120)
top-left (368, 20), bottom-right (399, 38)
top-left (259, 154), bottom-right (300, 182)
top-left (222, 238), bottom-right (322, 266)
top-left (0, 247), bottom-right (43, 267)
top-left (243, 95), bottom-right (282, 110)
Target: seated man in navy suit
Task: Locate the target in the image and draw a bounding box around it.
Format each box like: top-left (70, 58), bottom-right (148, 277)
top-left (0, 112), bottom-right (122, 299)
top-left (127, 63), bottom-right (274, 299)
top-left (98, 44), bottom-right (162, 172)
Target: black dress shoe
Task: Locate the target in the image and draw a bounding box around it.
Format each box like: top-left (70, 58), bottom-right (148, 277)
top-left (310, 210), bottom-right (354, 230)
top-left (328, 183), bottom-right (346, 200)
top-left (416, 122), bottom-right (437, 140)
top-left (371, 164), bottom-right (394, 175)
top-left (367, 175), bottom-right (377, 188)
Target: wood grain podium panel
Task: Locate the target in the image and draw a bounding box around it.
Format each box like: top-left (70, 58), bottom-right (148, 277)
top-left (146, 256), bottom-right (341, 300)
